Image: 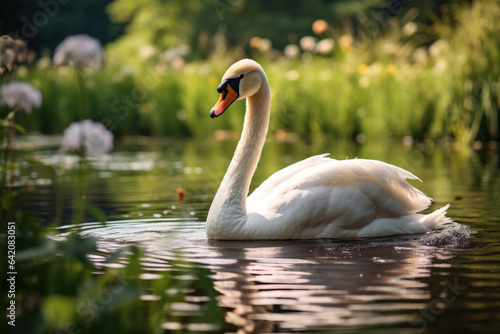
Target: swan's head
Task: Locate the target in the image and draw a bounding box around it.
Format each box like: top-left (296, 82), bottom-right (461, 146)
top-left (210, 59), bottom-right (264, 118)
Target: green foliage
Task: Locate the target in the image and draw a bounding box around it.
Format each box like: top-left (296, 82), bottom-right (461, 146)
top-left (0, 214), bottom-right (226, 334)
top-left (105, 0), bottom-right (374, 60)
top-left (5, 1), bottom-right (500, 145)
top-left (437, 0), bottom-right (500, 144)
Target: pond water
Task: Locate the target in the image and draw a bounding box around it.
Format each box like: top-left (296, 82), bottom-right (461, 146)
top-left (16, 135), bottom-right (500, 333)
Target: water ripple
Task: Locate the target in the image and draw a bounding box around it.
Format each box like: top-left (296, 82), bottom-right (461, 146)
top-left (52, 219), bottom-right (479, 332)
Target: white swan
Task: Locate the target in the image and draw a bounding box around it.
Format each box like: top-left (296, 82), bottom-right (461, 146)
top-left (207, 59), bottom-right (452, 240)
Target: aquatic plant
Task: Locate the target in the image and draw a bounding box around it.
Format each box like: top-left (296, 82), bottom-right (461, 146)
top-left (53, 34), bottom-right (103, 70)
top-left (58, 120), bottom-right (114, 225)
top-left (61, 119), bottom-right (114, 158)
top-left (0, 81), bottom-right (42, 113)
top-left (0, 81), bottom-right (42, 226)
top-left (53, 34), bottom-right (104, 120)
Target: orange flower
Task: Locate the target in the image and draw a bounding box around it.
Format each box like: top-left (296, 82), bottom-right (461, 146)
top-left (312, 19), bottom-right (329, 35)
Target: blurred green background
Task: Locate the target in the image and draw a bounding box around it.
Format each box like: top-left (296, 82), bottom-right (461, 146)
top-left (1, 0), bottom-right (499, 145)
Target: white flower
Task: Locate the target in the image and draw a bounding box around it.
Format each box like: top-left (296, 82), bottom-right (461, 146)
top-left (257, 38), bottom-right (272, 52)
top-left (383, 42), bottom-right (397, 55)
top-left (429, 39), bottom-right (449, 57)
top-left (0, 81), bottom-right (42, 113)
top-left (62, 120), bottom-right (113, 157)
top-left (163, 44), bottom-right (190, 61)
top-left (139, 45), bottom-right (157, 60)
top-left (316, 38), bottom-right (335, 55)
top-left (284, 44), bottom-right (300, 59)
top-left (299, 36), bottom-right (317, 52)
top-left (403, 22), bottom-right (418, 36)
top-left (53, 34), bottom-right (103, 70)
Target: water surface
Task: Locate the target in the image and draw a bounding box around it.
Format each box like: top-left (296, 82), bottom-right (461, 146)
top-left (17, 136), bottom-right (500, 333)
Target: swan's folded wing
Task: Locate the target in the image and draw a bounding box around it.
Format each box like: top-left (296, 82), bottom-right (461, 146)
top-left (247, 158), bottom-right (432, 232)
top-left (248, 154), bottom-right (332, 206)
top-left (320, 159), bottom-right (432, 216)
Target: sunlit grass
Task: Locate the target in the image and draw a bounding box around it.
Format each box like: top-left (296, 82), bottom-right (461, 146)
top-left (11, 0), bottom-right (500, 146)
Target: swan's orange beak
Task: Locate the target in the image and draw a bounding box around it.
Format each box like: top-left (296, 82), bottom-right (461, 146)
top-left (210, 74), bottom-right (244, 118)
top-left (210, 84), bottom-right (239, 118)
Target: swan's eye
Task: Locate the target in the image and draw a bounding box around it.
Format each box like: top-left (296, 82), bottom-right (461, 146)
top-left (228, 75), bottom-right (243, 93)
top-left (217, 74), bottom-right (244, 94)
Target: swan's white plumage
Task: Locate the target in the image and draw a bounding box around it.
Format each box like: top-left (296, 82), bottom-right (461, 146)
top-left (206, 59), bottom-right (453, 240)
top-left (245, 155), bottom-right (450, 239)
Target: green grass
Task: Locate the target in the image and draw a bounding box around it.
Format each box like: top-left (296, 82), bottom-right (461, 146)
top-left (7, 0), bottom-right (500, 145)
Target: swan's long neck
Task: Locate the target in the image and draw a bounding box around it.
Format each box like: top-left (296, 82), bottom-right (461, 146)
top-left (207, 76), bottom-right (271, 238)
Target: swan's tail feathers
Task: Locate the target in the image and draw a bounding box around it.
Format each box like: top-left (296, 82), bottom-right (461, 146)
top-left (419, 204), bottom-right (455, 230)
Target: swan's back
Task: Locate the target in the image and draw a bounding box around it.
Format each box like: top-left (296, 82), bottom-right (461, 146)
top-left (245, 155), bottom-right (441, 239)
